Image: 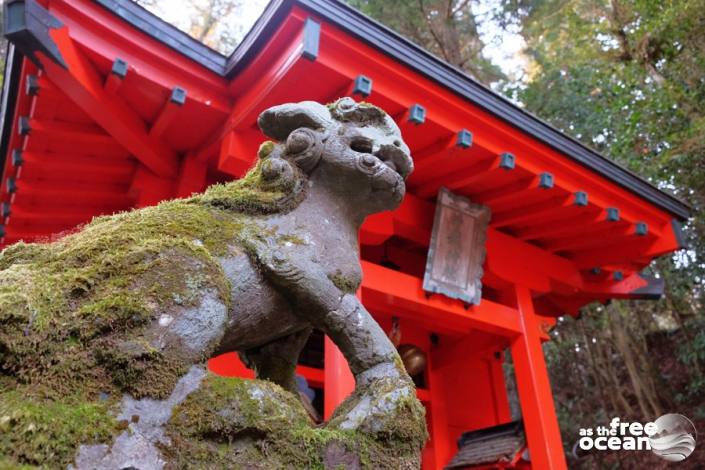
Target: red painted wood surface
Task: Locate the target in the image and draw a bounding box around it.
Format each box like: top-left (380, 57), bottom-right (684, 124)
top-left (323, 336), bottom-right (355, 420)
top-left (0, 1), bottom-right (686, 468)
top-left (511, 285), bottom-right (567, 469)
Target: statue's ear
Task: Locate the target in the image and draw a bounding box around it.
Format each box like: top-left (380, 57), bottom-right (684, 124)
top-left (257, 101), bottom-right (333, 141)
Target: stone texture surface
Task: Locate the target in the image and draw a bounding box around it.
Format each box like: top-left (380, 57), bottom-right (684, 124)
top-left (0, 98), bottom-right (427, 469)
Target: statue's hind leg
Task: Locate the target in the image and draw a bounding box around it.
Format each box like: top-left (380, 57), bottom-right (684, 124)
top-left (239, 326), bottom-right (312, 395)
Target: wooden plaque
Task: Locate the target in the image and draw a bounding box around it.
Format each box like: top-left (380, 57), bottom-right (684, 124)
top-left (423, 187), bottom-right (491, 305)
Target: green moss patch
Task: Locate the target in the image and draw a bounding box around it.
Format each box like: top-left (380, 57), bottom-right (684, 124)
top-left (165, 374), bottom-right (426, 469)
top-left (328, 376), bottom-right (428, 464)
top-left (0, 389), bottom-right (119, 467)
top-left (0, 157), bottom-right (308, 389)
top-left (192, 155), bottom-right (306, 215)
top-left (0, 158), bottom-right (313, 466)
top-left (327, 99), bottom-right (387, 126)
top-left (327, 270), bottom-right (360, 294)
top-left (0, 204), bottom-right (233, 397)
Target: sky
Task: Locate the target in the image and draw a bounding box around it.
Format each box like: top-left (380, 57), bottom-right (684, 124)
top-left (139, 0), bottom-right (527, 79)
top-left (473, 0), bottom-right (527, 80)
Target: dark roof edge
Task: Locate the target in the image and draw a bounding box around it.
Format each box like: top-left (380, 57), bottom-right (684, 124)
top-left (224, 0), bottom-right (293, 77)
top-left (286, 0), bottom-right (690, 220)
top-left (93, 0), bottom-right (227, 74)
top-left (54, 1), bottom-right (693, 220)
top-left (0, 44), bottom-right (23, 191)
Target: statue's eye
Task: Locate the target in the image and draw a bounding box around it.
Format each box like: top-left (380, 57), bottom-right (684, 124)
top-left (350, 138), bottom-right (373, 154)
top-left (286, 129), bottom-right (315, 154)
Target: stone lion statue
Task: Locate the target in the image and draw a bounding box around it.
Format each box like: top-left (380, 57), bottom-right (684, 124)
top-left (0, 98), bottom-right (428, 469)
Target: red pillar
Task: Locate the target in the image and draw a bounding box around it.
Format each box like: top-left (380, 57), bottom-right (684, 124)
top-left (129, 166), bottom-right (175, 207)
top-left (487, 353), bottom-right (512, 424)
top-left (323, 336), bottom-right (355, 420)
top-left (175, 154), bottom-right (208, 198)
top-left (426, 348), bottom-right (453, 469)
top-left (510, 284), bottom-right (567, 469)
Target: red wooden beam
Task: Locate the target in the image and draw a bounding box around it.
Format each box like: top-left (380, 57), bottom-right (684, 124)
top-left (21, 118), bottom-right (116, 147)
top-left (474, 173), bottom-right (557, 212)
top-left (197, 16), bottom-right (313, 168)
top-left (426, 350), bottom-right (453, 468)
top-left (52, 0), bottom-right (232, 113)
top-left (5, 209), bottom-right (95, 228)
top-left (9, 183), bottom-right (132, 210)
top-left (175, 154), bottom-right (208, 198)
top-left (217, 128), bottom-right (262, 177)
top-left (543, 224), bottom-right (636, 253)
top-left (431, 331), bottom-right (508, 369)
top-left (361, 260), bottom-right (521, 337)
top-left (412, 154), bottom-right (498, 198)
top-left (30, 19), bottom-right (180, 177)
top-left (569, 221), bottom-right (681, 269)
top-left (491, 194), bottom-right (596, 229)
top-left (486, 227), bottom-right (582, 294)
top-left (25, 73), bottom-right (59, 96)
top-left (408, 143), bottom-right (496, 187)
top-left (407, 134), bottom-right (460, 173)
top-left (103, 58), bottom-right (127, 94)
top-left (149, 87), bottom-right (186, 140)
top-left (361, 192), bottom-right (585, 294)
top-left (207, 352), bottom-right (325, 389)
top-left (9, 174), bottom-right (130, 194)
top-left (129, 167), bottom-right (175, 208)
top-left (512, 209), bottom-right (605, 241)
top-left (580, 272), bottom-right (663, 300)
top-left (16, 150), bottom-right (136, 183)
top-left (323, 336), bottom-right (354, 420)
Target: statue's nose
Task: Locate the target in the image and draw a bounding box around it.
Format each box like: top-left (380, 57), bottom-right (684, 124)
top-left (374, 144), bottom-right (413, 179)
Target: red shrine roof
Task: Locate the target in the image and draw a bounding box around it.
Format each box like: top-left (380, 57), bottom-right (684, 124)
top-left (0, 0), bottom-right (691, 317)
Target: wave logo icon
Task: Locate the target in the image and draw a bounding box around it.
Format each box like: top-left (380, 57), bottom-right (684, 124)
top-left (649, 414), bottom-right (697, 462)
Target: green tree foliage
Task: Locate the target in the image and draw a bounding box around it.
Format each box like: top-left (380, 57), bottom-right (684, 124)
top-left (500, 0), bottom-right (704, 215)
top-left (495, 0), bottom-right (705, 466)
top-left (346, 0), bottom-right (505, 83)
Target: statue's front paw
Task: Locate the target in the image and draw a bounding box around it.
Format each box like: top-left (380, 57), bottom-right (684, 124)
top-left (326, 375), bottom-right (428, 449)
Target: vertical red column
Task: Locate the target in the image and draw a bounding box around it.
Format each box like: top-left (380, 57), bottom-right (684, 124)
top-left (175, 154), bottom-right (208, 198)
top-left (487, 354), bottom-right (512, 424)
top-left (510, 284), bottom-right (567, 469)
top-left (426, 349), bottom-right (452, 469)
top-left (130, 167), bottom-right (175, 208)
top-left (323, 336), bottom-right (355, 420)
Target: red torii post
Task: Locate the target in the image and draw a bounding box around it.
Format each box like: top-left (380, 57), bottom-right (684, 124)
top-left (511, 285), bottom-right (568, 469)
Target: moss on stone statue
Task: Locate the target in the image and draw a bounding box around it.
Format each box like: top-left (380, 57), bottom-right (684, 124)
top-left (0, 388), bottom-right (120, 468)
top-left (327, 270), bottom-right (360, 294)
top-left (327, 99), bottom-right (385, 121)
top-left (327, 376), bottom-right (428, 466)
top-left (164, 374), bottom-right (426, 469)
top-left (0, 160), bottom-right (309, 466)
top-left (192, 155), bottom-right (306, 214)
top-left (0, 117), bottom-right (427, 467)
